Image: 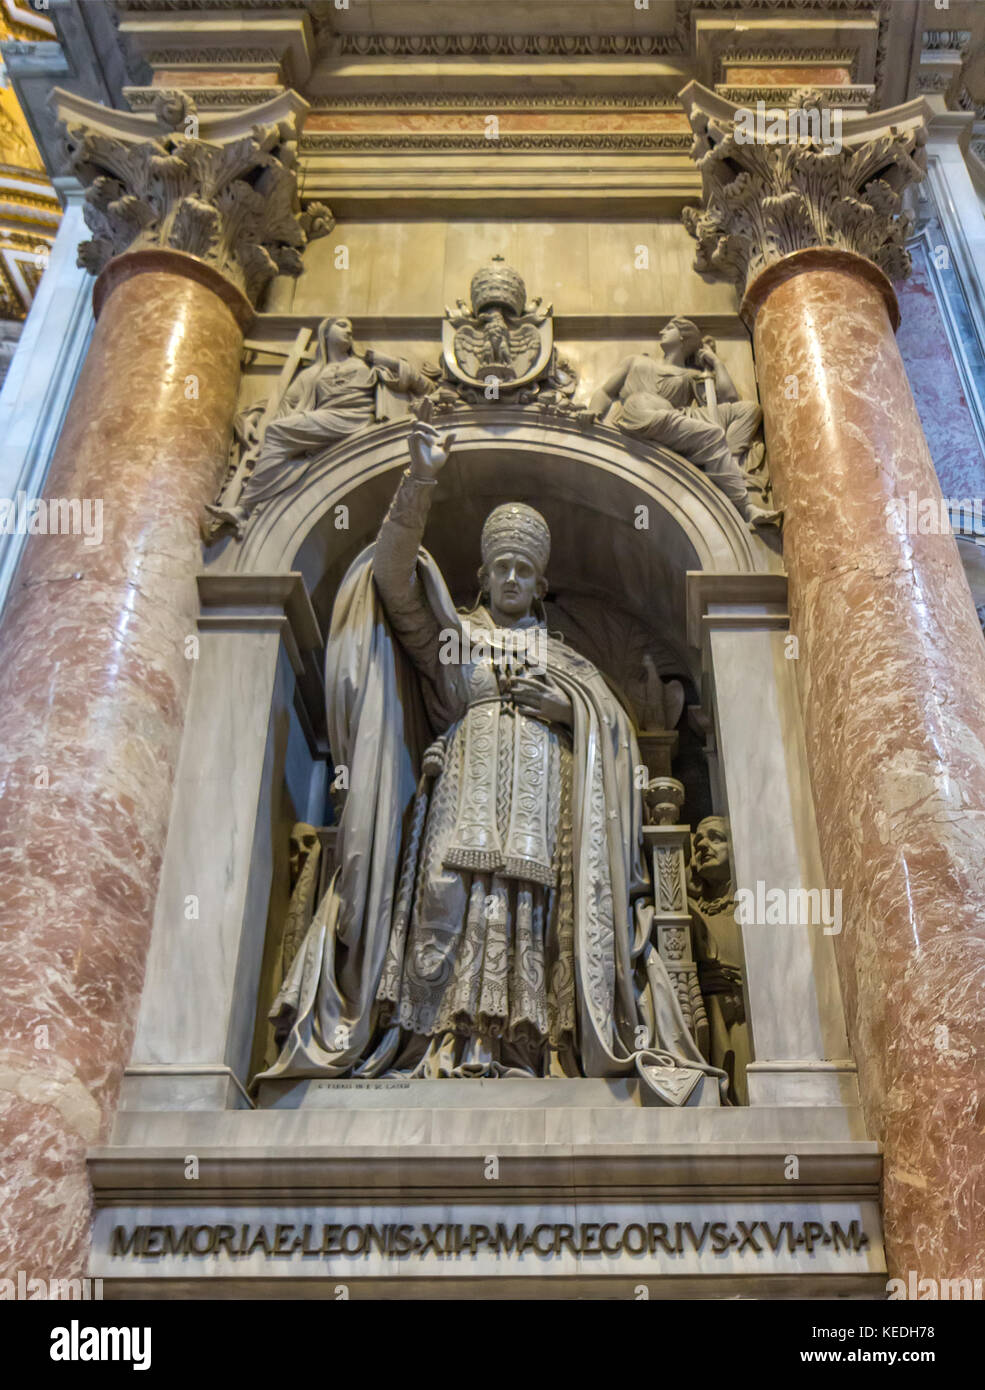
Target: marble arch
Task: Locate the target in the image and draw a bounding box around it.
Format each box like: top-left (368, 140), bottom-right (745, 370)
top-left (214, 408), bottom-right (771, 696)
top-left (220, 410), bottom-right (765, 572)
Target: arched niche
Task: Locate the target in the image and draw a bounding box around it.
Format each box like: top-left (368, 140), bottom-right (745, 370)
top-left (135, 408), bottom-right (839, 1118)
top-left (212, 408), bottom-right (769, 692)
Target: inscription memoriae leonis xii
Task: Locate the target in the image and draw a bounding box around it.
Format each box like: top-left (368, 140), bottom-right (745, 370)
top-left (111, 1216), bottom-right (870, 1260)
top-left (95, 1203), bottom-right (879, 1284)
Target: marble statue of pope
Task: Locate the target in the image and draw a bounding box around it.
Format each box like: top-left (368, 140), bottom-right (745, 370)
top-left (259, 423), bottom-right (724, 1102)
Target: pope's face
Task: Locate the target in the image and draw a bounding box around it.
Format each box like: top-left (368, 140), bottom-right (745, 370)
top-left (694, 821), bottom-right (730, 881)
top-left (487, 550), bottom-right (541, 620)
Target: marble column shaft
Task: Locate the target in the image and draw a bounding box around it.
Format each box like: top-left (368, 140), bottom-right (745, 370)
top-left (0, 255), bottom-right (245, 1278)
top-left (747, 251), bottom-right (985, 1280)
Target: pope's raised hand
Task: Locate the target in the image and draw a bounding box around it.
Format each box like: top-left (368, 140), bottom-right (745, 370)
top-left (408, 420), bottom-right (456, 480)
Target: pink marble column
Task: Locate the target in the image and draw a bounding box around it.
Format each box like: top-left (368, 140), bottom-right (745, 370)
top-left (0, 251), bottom-right (248, 1279)
top-left (745, 247), bottom-right (985, 1281)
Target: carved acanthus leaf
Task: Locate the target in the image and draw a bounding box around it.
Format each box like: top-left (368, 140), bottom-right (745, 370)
top-left (681, 100), bottom-right (928, 297)
top-left (57, 94), bottom-right (333, 306)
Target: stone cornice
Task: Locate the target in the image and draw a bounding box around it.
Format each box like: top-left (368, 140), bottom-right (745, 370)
top-left (311, 94), bottom-right (685, 111)
top-left (679, 81), bottom-right (930, 304)
top-left (48, 87), bottom-right (333, 306)
top-left (144, 48), bottom-right (282, 66)
top-left (332, 33), bottom-right (685, 58)
top-left (108, 0), bottom-right (895, 110)
top-left (300, 132), bottom-right (694, 153)
top-left (121, 89), bottom-right (693, 115)
top-left (716, 86), bottom-right (874, 109)
top-left (123, 86), bottom-right (286, 111)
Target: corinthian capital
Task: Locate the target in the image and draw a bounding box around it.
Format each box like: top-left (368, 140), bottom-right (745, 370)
top-left (50, 88), bottom-right (334, 306)
top-left (678, 83), bottom-right (931, 302)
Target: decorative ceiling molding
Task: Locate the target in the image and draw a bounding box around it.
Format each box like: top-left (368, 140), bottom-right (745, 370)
top-left (922, 32), bottom-right (972, 54)
top-left (116, 0), bottom-right (300, 7)
top-left (333, 34), bottom-right (684, 58)
top-left (109, 0), bottom-right (895, 100)
top-left (145, 47), bottom-right (282, 65)
top-left (919, 74), bottom-right (954, 95)
top-left (956, 91), bottom-right (985, 120)
top-left (301, 132), bottom-right (694, 153)
top-left (714, 48), bottom-right (858, 83)
top-left (124, 85), bottom-right (284, 110)
top-left (716, 86), bottom-right (874, 109)
top-left (312, 94), bottom-right (685, 111)
top-left (125, 89), bottom-right (690, 113)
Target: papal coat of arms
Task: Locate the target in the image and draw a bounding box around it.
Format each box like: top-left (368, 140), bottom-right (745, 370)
top-left (442, 255), bottom-right (554, 392)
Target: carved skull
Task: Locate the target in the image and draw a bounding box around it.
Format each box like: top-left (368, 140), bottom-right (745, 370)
top-left (289, 822), bottom-right (319, 887)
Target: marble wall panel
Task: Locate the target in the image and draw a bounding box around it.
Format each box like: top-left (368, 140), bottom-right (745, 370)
top-left (287, 219), bottom-right (742, 322)
top-left (707, 617), bottom-right (851, 1086)
top-left (125, 630), bottom-right (306, 1102)
top-left (898, 242), bottom-right (985, 503)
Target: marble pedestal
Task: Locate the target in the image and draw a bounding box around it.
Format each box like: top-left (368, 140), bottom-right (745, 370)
top-left (89, 1083), bottom-right (884, 1299)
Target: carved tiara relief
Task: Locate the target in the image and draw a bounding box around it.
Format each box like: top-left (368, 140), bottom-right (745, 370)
top-left (442, 256), bottom-right (553, 393)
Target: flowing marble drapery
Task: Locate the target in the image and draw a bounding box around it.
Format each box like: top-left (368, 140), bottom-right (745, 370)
top-left (611, 355), bottom-right (760, 511)
top-left (239, 318), bottom-right (430, 514)
top-left (260, 473), bottom-right (722, 1101)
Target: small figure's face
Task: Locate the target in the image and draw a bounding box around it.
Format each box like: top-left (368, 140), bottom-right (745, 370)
top-left (328, 318), bottom-right (354, 353)
top-left (485, 550), bottom-right (543, 620)
top-left (658, 323), bottom-right (682, 354)
top-left (693, 820), bottom-right (730, 882)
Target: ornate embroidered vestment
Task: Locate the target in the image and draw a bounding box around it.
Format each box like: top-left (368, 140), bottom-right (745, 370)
top-left (260, 468), bottom-right (721, 1098)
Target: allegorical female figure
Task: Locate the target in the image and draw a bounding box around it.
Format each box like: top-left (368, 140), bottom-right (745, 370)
top-left (208, 316), bottom-right (431, 535)
top-left (584, 317), bottom-right (779, 527)
top-left (261, 423), bottom-right (723, 1101)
